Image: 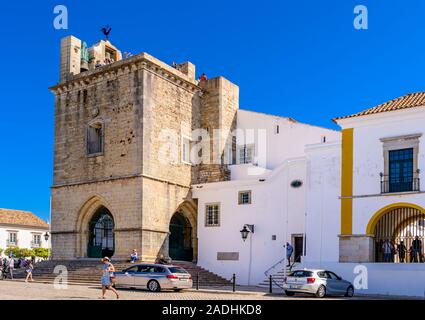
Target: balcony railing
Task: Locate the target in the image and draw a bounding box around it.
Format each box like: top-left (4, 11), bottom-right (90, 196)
top-left (380, 173), bottom-right (420, 194)
top-left (31, 241), bottom-right (41, 248)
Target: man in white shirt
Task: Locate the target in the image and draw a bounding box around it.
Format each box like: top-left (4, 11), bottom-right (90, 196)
top-left (8, 255), bottom-right (14, 279)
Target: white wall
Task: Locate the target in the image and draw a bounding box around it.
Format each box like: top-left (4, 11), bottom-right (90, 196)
top-left (0, 225), bottom-right (50, 257)
top-left (304, 141), bottom-right (341, 264)
top-left (237, 110), bottom-right (340, 171)
top-left (303, 261), bottom-right (425, 297)
top-left (194, 158), bottom-right (307, 285)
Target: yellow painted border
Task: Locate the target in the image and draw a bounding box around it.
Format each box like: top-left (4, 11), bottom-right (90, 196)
top-left (366, 202), bottom-right (425, 234)
top-left (341, 128), bottom-right (354, 235)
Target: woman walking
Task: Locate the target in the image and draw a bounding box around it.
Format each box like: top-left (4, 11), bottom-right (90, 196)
top-left (25, 261), bottom-right (34, 283)
top-left (100, 257), bottom-right (119, 299)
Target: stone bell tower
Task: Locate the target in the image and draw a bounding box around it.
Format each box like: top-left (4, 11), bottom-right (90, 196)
top-left (50, 34), bottom-right (238, 261)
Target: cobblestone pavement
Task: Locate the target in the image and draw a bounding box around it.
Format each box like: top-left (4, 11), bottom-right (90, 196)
top-left (0, 280), bottom-right (415, 300)
top-left (0, 280), bottom-right (358, 300)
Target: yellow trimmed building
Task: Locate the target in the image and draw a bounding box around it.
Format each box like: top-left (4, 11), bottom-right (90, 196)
top-left (304, 92), bottom-right (425, 295)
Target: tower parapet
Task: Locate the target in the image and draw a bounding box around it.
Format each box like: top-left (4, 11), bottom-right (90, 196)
top-left (59, 35), bottom-right (123, 83)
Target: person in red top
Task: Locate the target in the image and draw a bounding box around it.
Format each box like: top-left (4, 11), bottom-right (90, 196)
top-left (199, 73), bottom-right (207, 82)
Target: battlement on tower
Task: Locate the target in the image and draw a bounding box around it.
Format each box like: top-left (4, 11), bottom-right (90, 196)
top-left (58, 35), bottom-right (196, 84)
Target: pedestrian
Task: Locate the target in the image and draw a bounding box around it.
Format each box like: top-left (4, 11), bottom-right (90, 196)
top-left (8, 255), bottom-right (15, 279)
top-left (100, 257), bottom-right (119, 299)
top-left (25, 261), bottom-right (34, 283)
top-left (286, 242), bottom-right (294, 267)
top-left (412, 236), bottom-right (422, 263)
top-left (130, 249), bottom-right (139, 263)
top-left (382, 239), bottom-right (393, 262)
top-left (198, 73), bottom-right (207, 82)
top-left (398, 240), bottom-right (407, 263)
top-left (156, 254), bottom-right (169, 265)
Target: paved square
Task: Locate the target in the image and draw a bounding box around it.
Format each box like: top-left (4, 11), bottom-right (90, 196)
top-left (0, 280), bottom-right (393, 300)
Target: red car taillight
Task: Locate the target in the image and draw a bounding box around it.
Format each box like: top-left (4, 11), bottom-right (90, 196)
top-left (307, 277), bottom-right (316, 284)
top-left (167, 274), bottom-right (178, 279)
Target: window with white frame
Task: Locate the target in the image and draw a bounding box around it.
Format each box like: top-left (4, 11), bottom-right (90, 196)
top-left (182, 137), bottom-right (191, 164)
top-left (238, 144), bottom-right (254, 164)
top-left (205, 204), bottom-right (220, 227)
top-left (7, 232), bottom-right (17, 246)
top-left (32, 234), bottom-right (42, 247)
top-left (238, 190), bottom-right (252, 205)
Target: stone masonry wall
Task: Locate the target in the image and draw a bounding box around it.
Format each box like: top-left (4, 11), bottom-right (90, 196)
top-left (53, 67), bottom-right (144, 186)
top-left (51, 39), bottom-right (239, 261)
top-left (51, 177), bottom-right (143, 260)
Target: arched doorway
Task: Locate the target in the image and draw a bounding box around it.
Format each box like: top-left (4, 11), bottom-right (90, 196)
top-left (372, 205), bottom-right (425, 263)
top-left (87, 207), bottom-right (115, 258)
top-left (169, 212), bottom-right (193, 261)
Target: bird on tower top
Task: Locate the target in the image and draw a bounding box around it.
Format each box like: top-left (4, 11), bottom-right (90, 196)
top-left (101, 25), bottom-right (112, 41)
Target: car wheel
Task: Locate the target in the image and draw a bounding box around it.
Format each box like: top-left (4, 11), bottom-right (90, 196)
top-left (285, 290), bottom-right (295, 297)
top-left (147, 280), bottom-right (161, 292)
top-left (345, 286), bottom-right (354, 298)
top-left (316, 285), bottom-right (326, 298)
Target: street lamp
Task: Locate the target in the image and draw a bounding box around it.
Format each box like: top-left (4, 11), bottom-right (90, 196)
top-left (240, 224), bottom-right (255, 285)
top-left (44, 232), bottom-right (50, 242)
top-left (240, 224), bottom-right (254, 241)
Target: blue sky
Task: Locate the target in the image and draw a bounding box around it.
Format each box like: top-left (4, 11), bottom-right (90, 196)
top-left (1, 0), bottom-right (425, 221)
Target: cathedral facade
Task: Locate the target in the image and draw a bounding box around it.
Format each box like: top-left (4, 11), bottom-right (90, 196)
top-left (50, 35), bottom-right (238, 261)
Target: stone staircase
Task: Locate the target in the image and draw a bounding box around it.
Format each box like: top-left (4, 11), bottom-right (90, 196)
top-left (258, 261), bottom-right (302, 289)
top-left (257, 267), bottom-right (291, 289)
top-left (13, 259), bottom-right (232, 287)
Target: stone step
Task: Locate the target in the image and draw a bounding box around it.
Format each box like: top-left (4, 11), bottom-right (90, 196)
top-left (14, 260), bottom-right (232, 287)
top-left (257, 264), bottom-right (300, 288)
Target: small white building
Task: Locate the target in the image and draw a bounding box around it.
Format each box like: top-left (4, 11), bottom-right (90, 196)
top-left (0, 209), bottom-right (50, 257)
top-left (193, 109), bottom-right (340, 285)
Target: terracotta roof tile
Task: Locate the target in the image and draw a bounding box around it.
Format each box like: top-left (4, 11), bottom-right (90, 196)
top-left (0, 209), bottom-right (49, 229)
top-left (334, 92), bottom-right (425, 122)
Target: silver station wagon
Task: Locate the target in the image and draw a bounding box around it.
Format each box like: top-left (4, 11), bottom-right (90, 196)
top-left (283, 269), bottom-right (354, 298)
top-left (114, 264), bottom-right (193, 292)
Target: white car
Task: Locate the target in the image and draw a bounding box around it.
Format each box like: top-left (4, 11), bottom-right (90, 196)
top-left (283, 269), bottom-right (354, 298)
top-left (114, 264), bottom-right (193, 292)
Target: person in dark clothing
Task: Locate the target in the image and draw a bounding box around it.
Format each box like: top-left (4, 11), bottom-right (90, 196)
top-left (155, 254), bottom-right (170, 265)
top-left (397, 241), bottom-right (407, 263)
top-left (412, 236), bottom-right (422, 263)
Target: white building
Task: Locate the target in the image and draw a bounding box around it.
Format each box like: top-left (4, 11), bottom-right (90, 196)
top-left (305, 92), bottom-right (425, 296)
top-left (193, 109), bottom-right (340, 285)
top-left (0, 209), bottom-right (50, 257)
top-left (194, 93), bottom-right (425, 296)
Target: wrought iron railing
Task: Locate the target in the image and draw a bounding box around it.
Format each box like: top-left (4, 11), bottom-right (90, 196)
top-left (374, 206), bottom-right (425, 263)
top-left (264, 255), bottom-right (302, 277)
top-left (380, 172), bottom-right (420, 194)
top-left (264, 257), bottom-right (286, 277)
